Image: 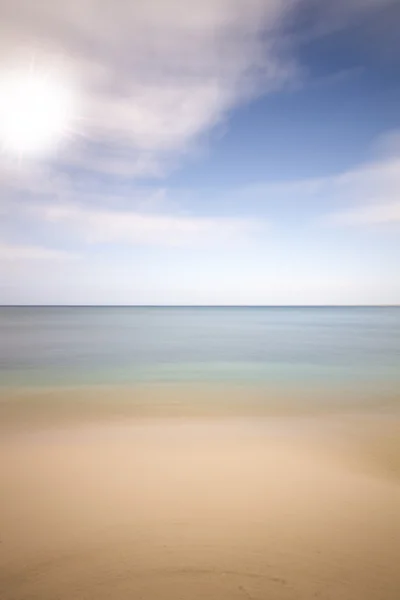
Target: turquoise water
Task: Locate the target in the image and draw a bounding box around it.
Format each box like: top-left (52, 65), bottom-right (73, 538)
top-left (0, 306), bottom-right (399, 389)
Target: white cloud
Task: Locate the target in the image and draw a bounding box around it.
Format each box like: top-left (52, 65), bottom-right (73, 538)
top-left (328, 202), bottom-right (400, 226)
top-left (0, 0), bottom-right (295, 177)
top-left (1, 0), bottom-right (393, 194)
top-left (0, 242), bottom-right (77, 260)
top-left (214, 132), bottom-right (400, 228)
top-left (37, 202), bottom-right (262, 246)
top-left (332, 158), bottom-right (400, 201)
top-left (322, 152), bottom-right (400, 226)
top-left (229, 134), bottom-right (400, 227)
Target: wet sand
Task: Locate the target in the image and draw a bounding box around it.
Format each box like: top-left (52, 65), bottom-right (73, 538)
top-left (1, 385), bottom-right (400, 599)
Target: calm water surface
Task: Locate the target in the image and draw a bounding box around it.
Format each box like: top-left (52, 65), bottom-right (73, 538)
top-left (0, 306), bottom-right (399, 390)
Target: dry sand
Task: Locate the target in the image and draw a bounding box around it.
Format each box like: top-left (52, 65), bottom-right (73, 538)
top-left (1, 385), bottom-right (400, 599)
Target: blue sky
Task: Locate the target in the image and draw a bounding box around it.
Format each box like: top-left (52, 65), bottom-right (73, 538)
top-left (0, 0), bottom-right (399, 304)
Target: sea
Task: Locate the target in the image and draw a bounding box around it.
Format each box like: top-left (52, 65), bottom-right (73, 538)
top-left (0, 306), bottom-right (399, 394)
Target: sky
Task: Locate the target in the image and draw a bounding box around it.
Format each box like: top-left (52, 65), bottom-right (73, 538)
top-left (0, 0), bottom-right (399, 305)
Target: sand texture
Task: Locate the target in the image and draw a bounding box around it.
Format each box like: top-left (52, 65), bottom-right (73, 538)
top-left (1, 387), bottom-right (400, 599)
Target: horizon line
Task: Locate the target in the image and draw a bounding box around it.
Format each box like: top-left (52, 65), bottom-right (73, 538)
top-left (1, 304), bottom-right (399, 309)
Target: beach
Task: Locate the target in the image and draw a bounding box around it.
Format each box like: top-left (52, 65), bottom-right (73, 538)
top-left (1, 384), bottom-right (400, 600)
top-left (1, 0), bottom-right (399, 593)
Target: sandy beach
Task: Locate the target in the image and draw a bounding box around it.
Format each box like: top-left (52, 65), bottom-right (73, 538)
top-left (1, 385), bottom-right (400, 600)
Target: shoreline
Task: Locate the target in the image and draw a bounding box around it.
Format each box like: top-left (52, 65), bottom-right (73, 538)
top-left (1, 381), bottom-right (399, 426)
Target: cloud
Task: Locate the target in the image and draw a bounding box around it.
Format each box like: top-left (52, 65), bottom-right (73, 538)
top-left (0, 0), bottom-right (295, 178)
top-left (329, 158), bottom-right (400, 201)
top-left (328, 202), bottom-right (400, 226)
top-left (209, 129), bottom-right (400, 228)
top-left (225, 130), bottom-right (400, 227)
top-left (1, 0), bottom-right (394, 203)
top-left (322, 149), bottom-right (400, 226)
top-left (371, 129), bottom-right (400, 160)
top-left (0, 159), bottom-right (262, 249)
top-left (0, 242), bottom-right (77, 260)
top-left (36, 202), bottom-right (262, 246)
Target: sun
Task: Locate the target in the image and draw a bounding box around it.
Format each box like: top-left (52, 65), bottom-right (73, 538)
top-left (0, 63), bottom-right (77, 160)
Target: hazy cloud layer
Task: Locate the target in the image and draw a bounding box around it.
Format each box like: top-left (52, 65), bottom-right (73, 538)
top-left (1, 133), bottom-right (399, 258)
top-left (0, 0), bottom-right (395, 186)
top-left (323, 149), bottom-right (400, 226)
top-left (328, 201), bottom-right (400, 226)
top-left (0, 242), bottom-right (77, 260)
top-left (36, 202), bottom-right (262, 247)
top-left (0, 0), bottom-right (398, 265)
top-left (0, 0), bottom-right (295, 177)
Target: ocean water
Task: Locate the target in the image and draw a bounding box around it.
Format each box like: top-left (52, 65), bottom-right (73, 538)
top-left (0, 306), bottom-right (399, 390)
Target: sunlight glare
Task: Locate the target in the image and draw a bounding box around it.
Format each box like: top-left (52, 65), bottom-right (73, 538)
top-left (0, 66), bottom-right (77, 159)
